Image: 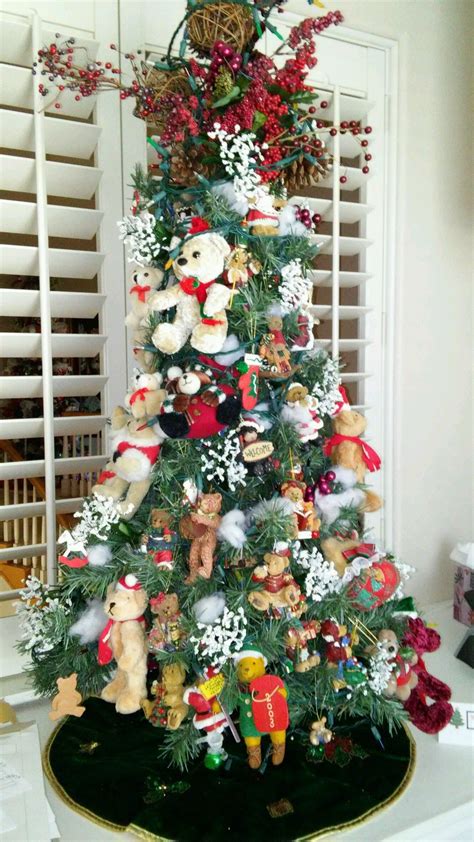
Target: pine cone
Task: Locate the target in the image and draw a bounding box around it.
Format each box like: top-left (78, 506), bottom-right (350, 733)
top-left (169, 145), bottom-right (210, 186)
top-left (281, 154), bottom-right (332, 191)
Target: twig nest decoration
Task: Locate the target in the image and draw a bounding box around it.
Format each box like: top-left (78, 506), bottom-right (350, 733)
top-left (134, 66), bottom-right (191, 129)
top-left (187, 1), bottom-right (255, 56)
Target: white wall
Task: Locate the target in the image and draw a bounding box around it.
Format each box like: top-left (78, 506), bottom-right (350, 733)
top-left (288, 0), bottom-right (473, 602)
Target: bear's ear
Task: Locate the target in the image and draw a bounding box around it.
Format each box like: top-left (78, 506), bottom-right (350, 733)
top-left (207, 233), bottom-right (231, 259)
top-left (167, 366), bottom-right (183, 381)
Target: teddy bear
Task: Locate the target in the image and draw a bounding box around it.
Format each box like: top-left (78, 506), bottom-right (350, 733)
top-left (234, 644), bottom-right (289, 768)
top-left (401, 617), bottom-right (453, 734)
top-left (259, 315), bottom-right (294, 379)
top-left (281, 382), bottom-right (323, 443)
top-left (148, 592), bottom-right (185, 652)
top-left (157, 365), bottom-right (241, 440)
top-left (366, 628), bottom-right (418, 702)
top-left (280, 481), bottom-right (320, 539)
top-left (161, 662), bottom-right (189, 730)
top-left (141, 508), bottom-right (176, 569)
top-left (98, 574), bottom-right (148, 714)
top-left (246, 193), bottom-right (281, 236)
top-left (180, 493), bottom-right (223, 583)
top-left (124, 371), bottom-right (167, 421)
top-left (224, 245), bottom-right (250, 288)
top-left (248, 546), bottom-right (303, 616)
top-left (148, 231), bottom-right (231, 355)
top-left (285, 619), bottom-right (320, 673)
top-left (49, 674), bottom-right (85, 721)
top-left (320, 534), bottom-right (364, 577)
top-left (309, 716), bottom-right (333, 746)
top-left (324, 409), bottom-right (381, 483)
top-left (92, 405), bottom-right (165, 520)
top-left (125, 266), bottom-right (164, 371)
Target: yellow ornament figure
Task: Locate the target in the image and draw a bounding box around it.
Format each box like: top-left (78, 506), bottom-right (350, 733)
top-left (234, 644), bottom-right (289, 769)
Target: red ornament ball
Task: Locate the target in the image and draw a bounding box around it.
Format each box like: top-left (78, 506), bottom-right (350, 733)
top-left (340, 175), bottom-right (347, 184)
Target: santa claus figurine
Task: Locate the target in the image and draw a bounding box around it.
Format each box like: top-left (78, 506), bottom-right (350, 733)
top-left (183, 667), bottom-right (229, 769)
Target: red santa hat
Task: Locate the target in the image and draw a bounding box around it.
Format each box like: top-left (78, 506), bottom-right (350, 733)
top-left (332, 385), bottom-right (351, 416)
top-left (116, 574), bottom-right (142, 591)
top-left (246, 207), bottom-right (279, 228)
top-left (273, 541), bottom-right (291, 558)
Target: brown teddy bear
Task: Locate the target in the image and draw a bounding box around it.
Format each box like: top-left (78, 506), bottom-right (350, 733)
top-left (125, 372), bottom-right (166, 421)
top-left (324, 409), bottom-right (381, 483)
top-left (180, 493), bottom-right (223, 583)
top-left (141, 508), bottom-right (176, 569)
top-left (248, 546), bottom-right (303, 615)
top-left (225, 246), bottom-right (250, 287)
top-left (92, 405), bottom-right (165, 520)
top-left (309, 716), bottom-right (333, 746)
top-left (259, 315), bottom-right (294, 379)
top-left (148, 592), bottom-right (185, 652)
top-left (49, 674), bottom-right (85, 721)
top-left (367, 629), bottom-right (418, 702)
top-left (280, 481), bottom-right (320, 539)
top-left (98, 574), bottom-right (148, 714)
top-left (161, 662), bottom-right (189, 729)
top-left (285, 620), bottom-right (320, 672)
top-left (320, 534), bottom-right (363, 577)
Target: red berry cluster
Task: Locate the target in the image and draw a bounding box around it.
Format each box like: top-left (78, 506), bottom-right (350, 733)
top-left (210, 40), bottom-right (243, 76)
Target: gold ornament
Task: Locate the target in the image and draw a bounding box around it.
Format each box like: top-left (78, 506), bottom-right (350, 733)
top-left (187, 1), bottom-right (255, 56)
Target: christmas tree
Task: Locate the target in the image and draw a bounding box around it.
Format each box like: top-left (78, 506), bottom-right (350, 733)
top-left (23, 0), bottom-right (452, 813)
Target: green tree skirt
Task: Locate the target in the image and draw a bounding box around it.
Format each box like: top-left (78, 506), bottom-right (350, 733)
top-left (44, 699), bottom-right (415, 841)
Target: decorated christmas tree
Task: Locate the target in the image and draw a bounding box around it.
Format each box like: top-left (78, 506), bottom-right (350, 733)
top-left (22, 2), bottom-right (453, 836)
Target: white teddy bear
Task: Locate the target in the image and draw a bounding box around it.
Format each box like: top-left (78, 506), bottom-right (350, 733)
top-left (149, 232), bottom-right (231, 355)
top-left (124, 371), bottom-right (166, 420)
top-left (125, 266), bottom-right (164, 371)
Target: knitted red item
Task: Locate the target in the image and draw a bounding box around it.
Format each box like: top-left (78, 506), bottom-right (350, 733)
top-left (402, 617), bottom-right (453, 734)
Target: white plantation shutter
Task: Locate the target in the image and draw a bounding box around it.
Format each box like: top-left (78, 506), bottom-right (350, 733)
top-left (0, 7), bottom-right (127, 585)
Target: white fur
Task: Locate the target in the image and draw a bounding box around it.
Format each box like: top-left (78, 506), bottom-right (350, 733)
top-left (211, 182), bottom-right (249, 217)
top-left (88, 544), bottom-right (112, 567)
top-left (115, 448), bottom-right (152, 483)
top-left (251, 402), bottom-right (273, 431)
top-left (315, 486), bottom-right (366, 525)
top-left (125, 266), bottom-right (164, 331)
top-left (278, 205), bottom-right (309, 237)
top-left (217, 509), bottom-right (247, 549)
top-left (214, 334), bottom-right (245, 366)
top-left (69, 599), bottom-right (109, 644)
top-left (193, 592), bottom-right (226, 625)
top-left (248, 496), bottom-right (294, 525)
top-left (281, 402), bottom-right (322, 443)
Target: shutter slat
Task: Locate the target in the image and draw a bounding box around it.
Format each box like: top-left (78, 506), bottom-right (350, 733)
top-left (340, 372), bottom-right (371, 383)
top-left (0, 289), bottom-right (106, 319)
top-left (310, 305), bottom-right (371, 319)
top-left (0, 544), bottom-right (47, 562)
top-left (0, 333), bottom-right (106, 358)
top-left (1, 244), bottom-right (105, 278)
top-left (309, 270), bottom-right (371, 288)
top-left (0, 18), bottom-right (31, 66)
top-left (0, 415), bottom-right (107, 440)
top-left (289, 197), bottom-right (372, 225)
top-left (320, 94), bottom-right (374, 123)
top-left (314, 235), bottom-right (373, 256)
top-left (0, 155), bottom-right (102, 199)
top-left (316, 338), bottom-right (370, 351)
top-left (0, 455), bottom-right (106, 482)
top-left (1, 497), bottom-right (87, 519)
top-left (0, 110), bottom-right (101, 160)
top-left (0, 374), bottom-right (107, 399)
top-left (0, 199), bottom-right (103, 239)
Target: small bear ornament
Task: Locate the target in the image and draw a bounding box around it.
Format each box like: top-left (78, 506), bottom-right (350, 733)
top-left (149, 231), bottom-right (231, 355)
top-left (281, 382), bottom-right (323, 443)
top-left (324, 409), bottom-right (381, 483)
top-left (158, 366), bottom-right (241, 440)
top-left (367, 628), bottom-right (419, 702)
top-left (180, 493), bottom-right (223, 583)
top-left (92, 405), bottom-right (165, 520)
top-left (98, 575), bottom-right (148, 715)
top-left (248, 545), bottom-right (303, 616)
top-left (148, 592), bottom-right (185, 652)
top-left (49, 674), bottom-right (85, 721)
top-left (125, 266), bottom-right (164, 371)
top-left (125, 371), bottom-right (166, 421)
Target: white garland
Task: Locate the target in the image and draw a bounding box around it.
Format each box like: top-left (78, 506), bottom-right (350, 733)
top-left (367, 649), bottom-right (393, 695)
top-left (292, 543), bottom-right (342, 602)
top-left (278, 259), bottom-right (312, 314)
top-left (200, 430), bottom-right (248, 492)
top-left (207, 124), bottom-right (263, 199)
top-left (59, 495), bottom-right (120, 557)
top-left (392, 558), bottom-right (415, 600)
top-left (17, 576), bottom-right (72, 658)
top-left (190, 606), bottom-right (247, 667)
top-left (310, 352), bottom-right (342, 418)
top-left (117, 211), bottom-right (162, 265)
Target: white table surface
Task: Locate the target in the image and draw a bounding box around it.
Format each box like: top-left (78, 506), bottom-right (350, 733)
top-left (9, 601), bottom-right (474, 841)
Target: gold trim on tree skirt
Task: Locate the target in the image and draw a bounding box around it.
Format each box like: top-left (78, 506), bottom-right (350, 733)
top-left (188, 1), bottom-right (255, 55)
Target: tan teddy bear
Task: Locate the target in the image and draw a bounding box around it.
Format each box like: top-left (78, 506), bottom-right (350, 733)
top-left (161, 662), bottom-right (189, 729)
top-left (320, 534), bottom-right (363, 577)
top-left (248, 546), bottom-right (303, 615)
top-left (92, 405), bottom-right (165, 520)
top-left (98, 574), bottom-right (148, 714)
top-left (180, 493), bottom-right (223, 583)
top-left (149, 232), bottom-right (231, 355)
top-left (125, 371), bottom-right (167, 420)
top-left (49, 674), bottom-right (85, 721)
top-left (125, 266), bottom-right (164, 372)
top-left (309, 716), bottom-right (333, 746)
top-left (366, 629), bottom-right (418, 702)
top-left (148, 592), bottom-right (185, 652)
top-left (259, 315), bottom-right (294, 379)
top-left (324, 409), bottom-right (381, 483)
top-left (281, 481), bottom-right (320, 539)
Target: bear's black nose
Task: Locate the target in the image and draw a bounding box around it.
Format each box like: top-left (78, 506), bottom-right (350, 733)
top-left (177, 257), bottom-right (187, 266)
top-left (109, 601), bottom-right (115, 609)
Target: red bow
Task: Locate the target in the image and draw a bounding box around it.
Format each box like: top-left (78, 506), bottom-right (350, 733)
top-left (342, 542), bottom-right (377, 563)
top-left (323, 435), bottom-right (381, 472)
top-left (97, 469), bottom-right (115, 484)
top-left (129, 387), bottom-right (149, 405)
top-left (179, 276), bottom-right (212, 304)
top-left (130, 284), bottom-right (151, 302)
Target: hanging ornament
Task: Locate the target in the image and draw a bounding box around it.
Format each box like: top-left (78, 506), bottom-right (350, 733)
top-left (236, 353), bottom-right (261, 410)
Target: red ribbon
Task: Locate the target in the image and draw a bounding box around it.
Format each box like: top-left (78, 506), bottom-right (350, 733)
top-left (98, 616), bottom-right (145, 666)
top-left (323, 434), bottom-right (381, 472)
top-left (342, 542), bottom-right (377, 563)
top-left (130, 284), bottom-right (151, 302)
top-left (189, 216), bottom-right (210, 234)
top-left (179, 277), bottom-right (223, 326)
top-left (97, 469), bottom-right (115, 484)
top-left (129, 387), bottom-right (149, 405)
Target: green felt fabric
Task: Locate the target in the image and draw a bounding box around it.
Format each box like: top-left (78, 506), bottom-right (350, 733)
top-left (45, 699), bottom-right (414, 841)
